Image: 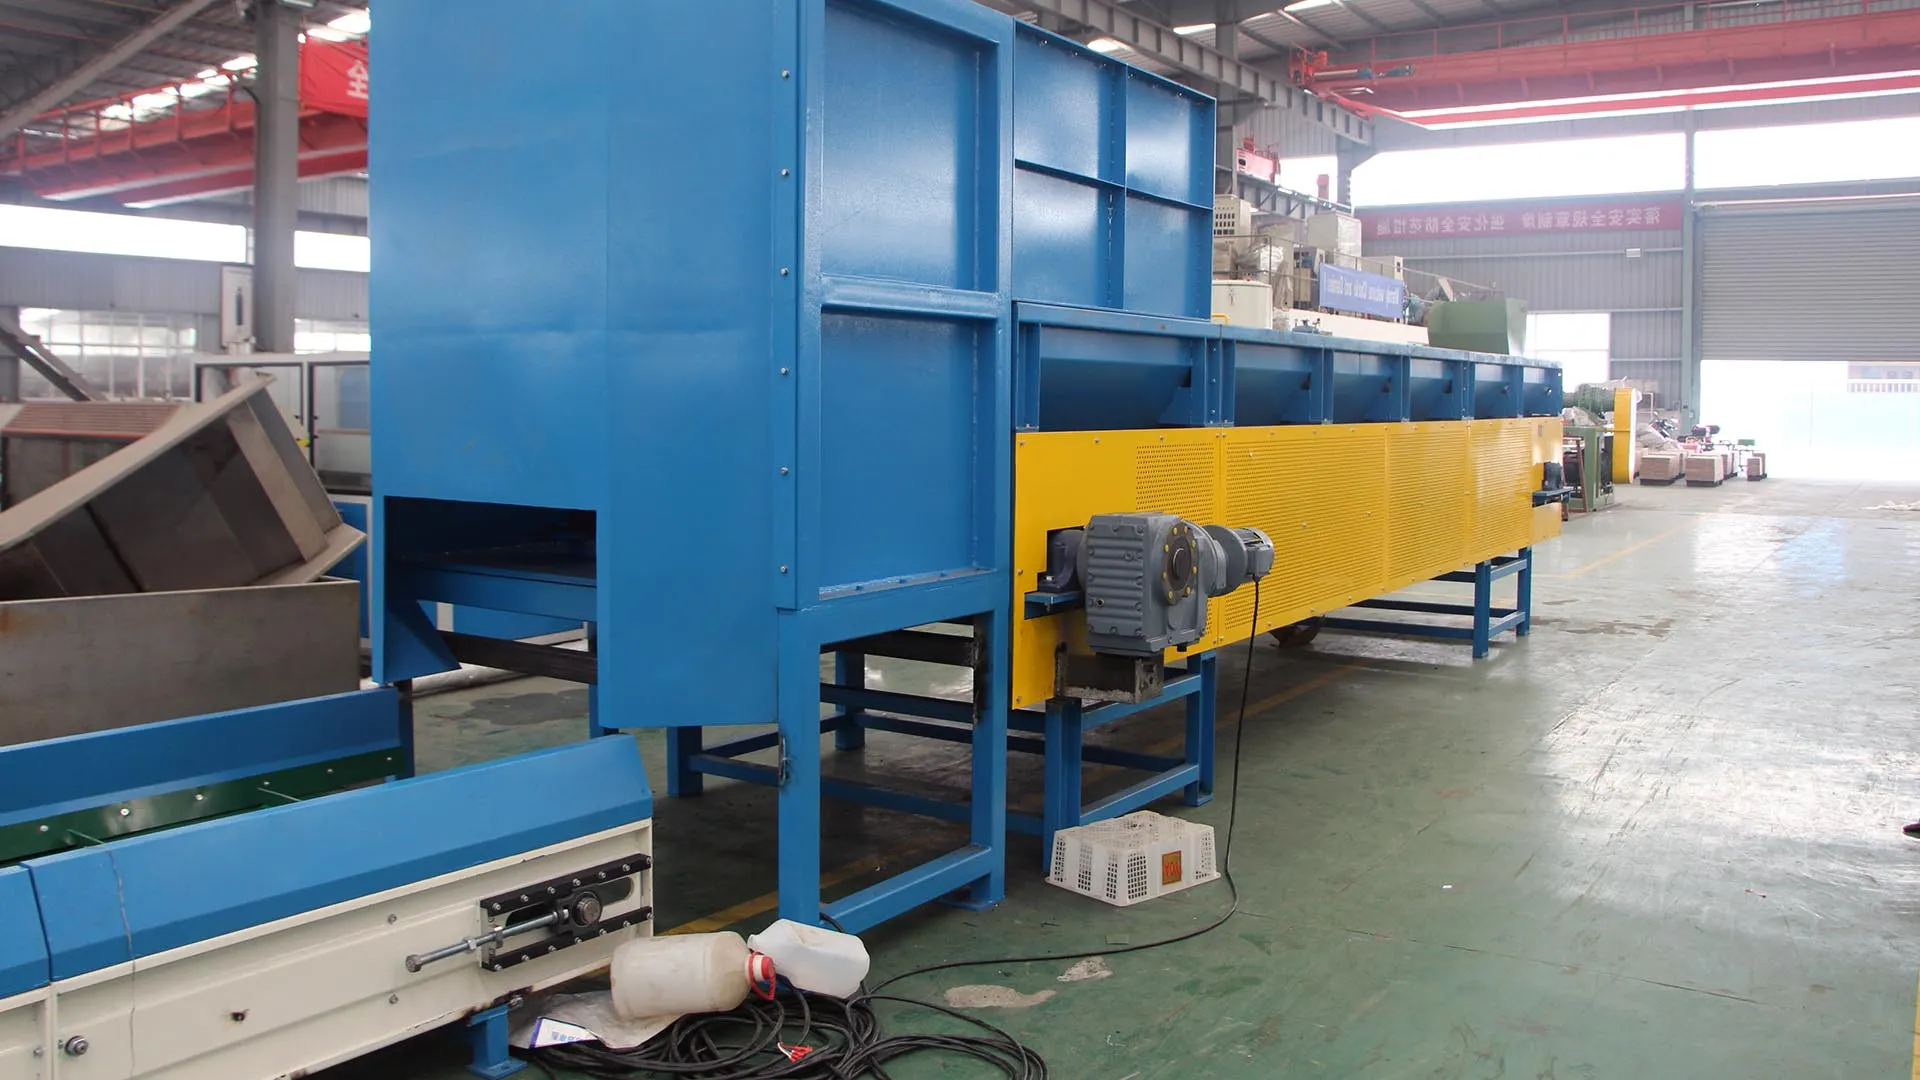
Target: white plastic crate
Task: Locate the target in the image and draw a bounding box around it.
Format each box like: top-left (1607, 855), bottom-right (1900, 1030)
top-left (1047, 811), bottom-right (1219, 907)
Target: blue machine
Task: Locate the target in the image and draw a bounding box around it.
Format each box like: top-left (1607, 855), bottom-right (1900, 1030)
top-left (0, 687), bottom-right (655, 1078)
top-left (370, 0), bottom-right (1561, 934)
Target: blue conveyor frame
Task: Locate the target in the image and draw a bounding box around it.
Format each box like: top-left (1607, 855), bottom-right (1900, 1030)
top-left (0, 690), bottom-right (652, 1002)
top-left (364, 0), bottom-right (1564, 934)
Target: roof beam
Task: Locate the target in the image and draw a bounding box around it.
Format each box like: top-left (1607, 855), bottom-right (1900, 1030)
top-left (1021, 0), bottom-right (1372, 144)
top-left (1239, 20), bottom-right (1340, 54)
top-left (0, 0), bottom-right (223, 144)
top-left (1328, 0), bottom-right (1397, 34)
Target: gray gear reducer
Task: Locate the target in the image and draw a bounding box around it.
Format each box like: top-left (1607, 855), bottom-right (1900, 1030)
top-left (1075, 513), bottom-right (1275, 657)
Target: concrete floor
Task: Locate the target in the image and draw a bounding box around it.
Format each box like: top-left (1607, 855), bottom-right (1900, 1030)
top-left (332, 478), bottom-right (1920, 1079)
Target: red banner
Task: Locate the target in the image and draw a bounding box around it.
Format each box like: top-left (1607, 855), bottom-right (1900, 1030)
top-left (301, 40), bottom-right (368, 118)
top-left (1358, 198), bottom-right (1684, 241)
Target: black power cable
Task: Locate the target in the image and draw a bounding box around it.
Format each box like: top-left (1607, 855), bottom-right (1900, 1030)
top-left (528, 580), bottom-right (1264, 1079)
top-left (869, 577), bottom-right (1262, 994)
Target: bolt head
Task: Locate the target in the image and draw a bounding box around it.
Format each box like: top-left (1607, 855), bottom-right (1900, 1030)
top-left (389, 994), bottom-right (400, 1005)
top-left (62, 1036), bottom-right (88, 1057)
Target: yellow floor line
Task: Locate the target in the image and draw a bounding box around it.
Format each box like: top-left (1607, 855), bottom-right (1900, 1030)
top-left (665, 660), bottom-right (1361, 934)
top-left (1911, 969), bottom-right (1919, 1080)
top-left (1546, 519), bottom-right (1699, 580)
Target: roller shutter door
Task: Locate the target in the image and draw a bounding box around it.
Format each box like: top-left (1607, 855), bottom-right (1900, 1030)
top-left (1700, 200), bottom-right (1920, 362)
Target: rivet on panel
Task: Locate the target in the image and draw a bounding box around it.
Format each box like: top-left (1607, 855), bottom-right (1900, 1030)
top-left (779, 566), bottom-right (789, 574)
top-left (780, 466), bottom-right (790, 475)
top-left (780, 168), bottom-right (791, 177)
top-left (781, 69), bottom-right (791, 77)
top-left (779, 366), bottom-right (790, 375)
top-left (779, 267), bottom-right (790, 276)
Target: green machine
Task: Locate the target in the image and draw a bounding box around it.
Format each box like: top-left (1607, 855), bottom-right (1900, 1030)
top-left (1562, 425), bottom-right (1615, 514)
top-left (1427, 299), bottom-right (1530, 355)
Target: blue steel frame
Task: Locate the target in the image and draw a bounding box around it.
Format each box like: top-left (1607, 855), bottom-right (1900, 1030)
top-left (367, 0), bottom-right (1561, 937)
top-left (668, 649), bottom-right (1219, 870)
top-left (1318, 549), bottom-right (1535, 659)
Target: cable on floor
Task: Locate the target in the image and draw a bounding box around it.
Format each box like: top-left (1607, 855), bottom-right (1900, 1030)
top-left (525, 581), bottom-right (1263, 1079)
top-left (525, 982), bottom-right (1044, 1079)
top-left (868, 577), bottom-right (1263, 996)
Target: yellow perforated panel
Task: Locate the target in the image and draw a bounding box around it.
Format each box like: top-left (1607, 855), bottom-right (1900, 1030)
top-left (1135, 442), bottom-right (1219, 522)
top-left (1472, 421), bottom-right (1534, 556)
top-left (1011, 417), bottom-right (1561, 708)
top-left (1215, 426), bottom-right (1388, 646)
top-left (1386, 424), bottom-right (1471, 583)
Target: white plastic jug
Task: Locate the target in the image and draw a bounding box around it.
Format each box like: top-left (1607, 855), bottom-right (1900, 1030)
top-left (745, 919), bottom-right (869, 998)
top-left (608, 932), bottom-right (775, 1019)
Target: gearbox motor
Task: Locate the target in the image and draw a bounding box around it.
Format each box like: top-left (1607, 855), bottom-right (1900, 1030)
top-left (1059, 513), bottom-right (1274, 658)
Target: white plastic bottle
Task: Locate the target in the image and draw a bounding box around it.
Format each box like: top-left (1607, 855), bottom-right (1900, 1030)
top-left (745, 919), bottom-right (869, 998)
top-left (608, 932), bottom-right (775, 1018)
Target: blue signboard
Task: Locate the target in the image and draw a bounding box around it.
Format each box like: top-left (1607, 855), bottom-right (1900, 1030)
top-left (1318, 264), bottom-right (1405, 320)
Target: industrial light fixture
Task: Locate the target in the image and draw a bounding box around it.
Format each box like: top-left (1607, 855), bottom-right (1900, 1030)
top-left (1284, 0), bottom-right (1336, 10)
top-left (1174, 22), bottom-right (1216, 34)
top-left (1087, 37), bottom-right (1125, 52)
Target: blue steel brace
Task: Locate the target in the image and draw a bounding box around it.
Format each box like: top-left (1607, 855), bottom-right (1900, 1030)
top-left (1020, 654), bottom-right (1217, 867)
top-left (834, 649), bottom-right (867, 751)
top-left (465, 1004), bottom-right (523, 1079)
top-left (1318, 548), bottom-right (1535, 659)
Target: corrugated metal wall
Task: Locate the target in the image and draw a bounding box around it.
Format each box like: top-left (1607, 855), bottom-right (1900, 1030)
top-left (1369, 216), bottom-right (1684, 403)
top-left (1236, 105), bottom-right (1338, 159)
top-left (0, 248), bottom-right (366, 322)
top-left (1370, 227), bottom-right (1682, 310)
top-left (1610, 309), bottom-right (1681, 358)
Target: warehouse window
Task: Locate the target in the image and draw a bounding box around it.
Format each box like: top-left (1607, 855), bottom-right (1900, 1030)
top-left (1341, 134), bottom-right (1685, 206)
top-left (293, 318), bottom-right (371, 353)
top-left (0, 205), bottom-right (369, 271)
top-left (13, 308), bottom-right (198, 400)
top-left (1695, 116), bottom-right (1920, 189)
top-left (1526, 312), bottom-right (1611, 389)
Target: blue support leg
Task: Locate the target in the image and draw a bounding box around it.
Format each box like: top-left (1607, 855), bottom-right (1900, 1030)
top-left (1041, 696), bottom-right (1084, 869)
top-left (666, 727), bottom-right (704, 797)
top-left (962, 611), bottom-right (1006, 908)
top-left (464, 1005), bottom-right (524, 1079)
top-left (1183, 654), bottom-right (1217, 807)
top-left (833, 650), bottom-right (867, 751)
top-left (1515, 546), bottom-right (1534, 636)
top-left (395, 679), bottom-right (417, 779)
top-left (776, 627), bottom-right (823, 924)
top-left (1472, 559), bottom-right (1494, 659)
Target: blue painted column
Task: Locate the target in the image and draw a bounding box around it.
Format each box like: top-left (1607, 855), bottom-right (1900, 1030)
top-left (1041, 695), bottom-right (1085, 868)
top-left (464, 1004), bottom-right (523, 1078)
top-left (776, 620), bottom-right (822, 923)
top-left (1472, 559), bottom-right (1495, 659)
top-left (1183, 653), bottom-right (1218, 806)
top-left (966, 610), bottom-right (1008, 905)
top-left (1515, 546), bottom-right (1534, 636)
top-left (834, 650), bottom-right (867, 751)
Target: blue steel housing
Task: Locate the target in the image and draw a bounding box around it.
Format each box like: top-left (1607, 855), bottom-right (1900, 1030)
top-left (369, 0), bottom-right (1561, 930)
top-left (0, 691), bottom-right (652, 1003)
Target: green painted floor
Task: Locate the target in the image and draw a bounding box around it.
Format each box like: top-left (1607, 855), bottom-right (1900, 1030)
top-left (330, 478), bottom-right (1920, 1079)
